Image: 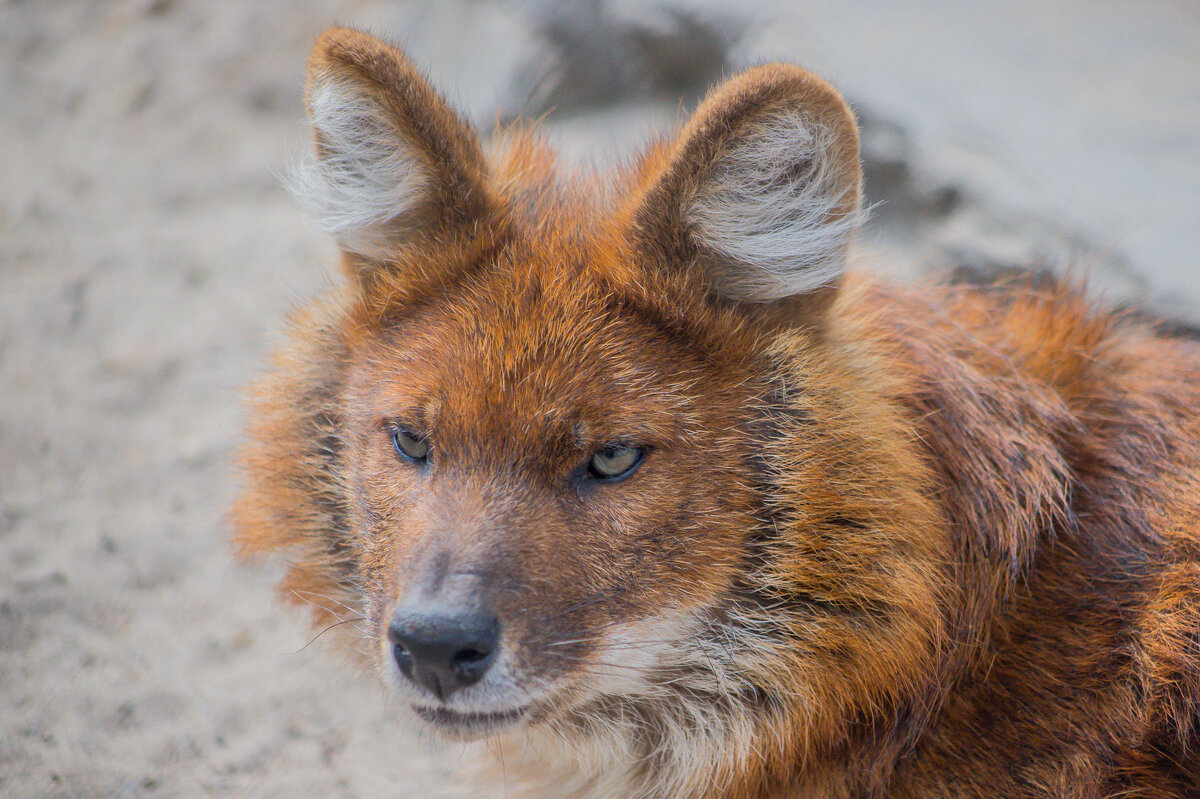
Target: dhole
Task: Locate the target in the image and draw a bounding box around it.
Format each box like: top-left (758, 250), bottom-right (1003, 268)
top-left (232, 27), bottom-right (1200, 798)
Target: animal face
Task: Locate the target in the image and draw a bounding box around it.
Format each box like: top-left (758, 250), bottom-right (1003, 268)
top-left (342, 262), bottom-right (767, 736)
top-left (233, 23), bottom-right (894, 762)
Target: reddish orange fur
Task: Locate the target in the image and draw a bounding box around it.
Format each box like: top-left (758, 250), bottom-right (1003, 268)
top-left (231, 28), bottom-right (1200, 798)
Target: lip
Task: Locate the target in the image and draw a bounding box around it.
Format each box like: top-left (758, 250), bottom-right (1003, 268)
top-left (412, 704), bottom-right (528, 736)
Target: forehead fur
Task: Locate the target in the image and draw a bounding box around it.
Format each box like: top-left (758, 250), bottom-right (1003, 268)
top-left (345, 240), bottom-right (744, 457)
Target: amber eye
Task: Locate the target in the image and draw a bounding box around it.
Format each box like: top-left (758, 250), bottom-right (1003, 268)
top-left (391, 428), bottom-right (429, 464)
top-left (587, 445), bottom-right (644, 481)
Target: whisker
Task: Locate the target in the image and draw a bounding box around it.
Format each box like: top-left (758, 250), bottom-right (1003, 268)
top-left (539, 592), bottom-right (612, 623)
top-left (285, 616), bottom-right (367, 654)
top-left (288, 587), bottom-right (363, 619)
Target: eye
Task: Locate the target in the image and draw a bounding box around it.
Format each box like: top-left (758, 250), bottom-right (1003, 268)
top-left (587, 445), bottom-right (645, 482)
top-left (390, 428), bottom-right (430, 464)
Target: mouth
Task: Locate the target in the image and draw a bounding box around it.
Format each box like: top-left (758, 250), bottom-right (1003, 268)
top-left (412, 704), bottom-right (529, 737)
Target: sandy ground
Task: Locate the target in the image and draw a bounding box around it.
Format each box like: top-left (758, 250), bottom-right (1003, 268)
top-left (2, 1), bottom-right (1197, 797)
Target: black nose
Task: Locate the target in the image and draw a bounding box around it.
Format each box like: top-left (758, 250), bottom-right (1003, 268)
top-left (387, 604), bottom-right (500, 701)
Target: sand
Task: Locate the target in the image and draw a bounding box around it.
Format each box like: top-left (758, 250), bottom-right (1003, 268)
top-left (2, 1), bottom-right (1198, 796)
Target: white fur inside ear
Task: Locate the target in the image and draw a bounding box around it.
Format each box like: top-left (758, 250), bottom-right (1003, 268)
top-left (287, 75), bottom-right (429, 260)
top-left (686, 108), bottom-right (863, 301)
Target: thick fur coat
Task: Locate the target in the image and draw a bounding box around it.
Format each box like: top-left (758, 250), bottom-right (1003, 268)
top-left (231, 28), bottom-right (1200, 798)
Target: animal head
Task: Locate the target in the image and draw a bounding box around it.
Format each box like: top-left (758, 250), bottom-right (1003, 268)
top-left (234, 27), bottom-right (946, 795)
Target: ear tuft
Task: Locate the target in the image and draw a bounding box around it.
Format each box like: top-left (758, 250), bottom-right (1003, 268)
top-left (633, 63), bottom-right (863, 306)
top-left (288, 28), bottom-right (493, 267)
top-left (289, 74), bottom-right (431, 260)
top-left (687, 106), bottom-right (864, 301)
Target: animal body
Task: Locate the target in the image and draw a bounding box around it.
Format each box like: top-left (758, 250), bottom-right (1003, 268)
top-left (232, 27), bottom-right (1200, 798)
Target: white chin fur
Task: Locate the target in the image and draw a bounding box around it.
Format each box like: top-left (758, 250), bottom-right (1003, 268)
top-left (473, 610), bottom-right (771, 799)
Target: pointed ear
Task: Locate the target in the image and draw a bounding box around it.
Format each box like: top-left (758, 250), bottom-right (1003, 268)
top-left (631, 64), bottom-right (863, 306)
top-left (290, 28), bottom-right (495, 274)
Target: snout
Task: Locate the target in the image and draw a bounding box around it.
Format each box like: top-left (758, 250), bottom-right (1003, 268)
top-left (388, 601), bottom-right (500, 701)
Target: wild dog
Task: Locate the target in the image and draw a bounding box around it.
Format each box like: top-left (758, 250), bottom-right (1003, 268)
top-left (231, 27), bottom-right (1200, 798)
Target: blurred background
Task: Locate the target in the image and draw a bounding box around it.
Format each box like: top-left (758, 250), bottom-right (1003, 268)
top-left (2, 1), bottom-right (1198, 796)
